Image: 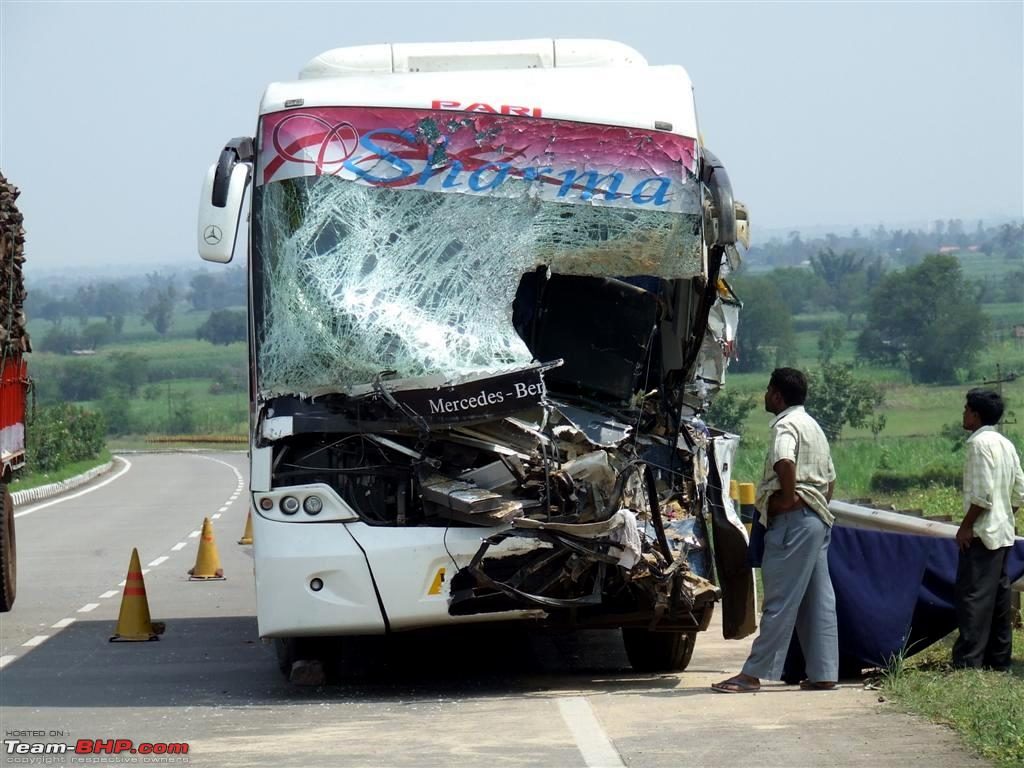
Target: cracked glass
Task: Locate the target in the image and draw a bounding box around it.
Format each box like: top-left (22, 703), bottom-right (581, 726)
top-left (253, 108), bottom-right (705, 397)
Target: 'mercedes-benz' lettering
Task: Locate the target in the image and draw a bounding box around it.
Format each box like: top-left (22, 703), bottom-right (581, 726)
top-left (427, 384), bottom-right (546, 415)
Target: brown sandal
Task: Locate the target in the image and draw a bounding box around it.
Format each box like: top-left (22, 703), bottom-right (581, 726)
top-left (712, 675), bottom-right (761, 693)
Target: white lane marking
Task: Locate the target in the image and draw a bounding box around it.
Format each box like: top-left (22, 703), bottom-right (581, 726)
top-left (14, 457), bottom-right (133, 518)
top-left (557, 697), bottom-right (625, 768)
top-left (229, 494), bottom-right (238, 500)
top-left (189, 530), bottom-right (201, 538)
top-left (51, 618), bottom-right (76, 629)
top-left (22, 636), bottom-right (49, 647)
top-left (212, 513), bottom-right (221, 520)
top-left (148, 556), bottom-right (169, 567)
top-left (171, 542), bottom-right (187, 551)
top-left (99, 590), bottom-right (119, 599)
top-left (0, 655), bottom-right (16, 668)
top-left (77, 603), bottom-right (100, 613)
top-left (197, 454), bottom-right (245, 485)
top-left (218, 505), bottom-right (229, 512)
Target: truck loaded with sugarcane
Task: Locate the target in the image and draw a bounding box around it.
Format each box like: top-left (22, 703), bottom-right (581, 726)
top-left (0, 172), bottom-right (30, 612)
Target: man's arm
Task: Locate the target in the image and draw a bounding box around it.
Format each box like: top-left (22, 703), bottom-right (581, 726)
top-left (768, 459), bottom-right (804, 515)
top-left (957, 504), bottom-right (985, 551)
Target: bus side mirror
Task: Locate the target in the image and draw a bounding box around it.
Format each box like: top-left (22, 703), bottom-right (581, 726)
top-left (198, 137), bottom-right (254, 263)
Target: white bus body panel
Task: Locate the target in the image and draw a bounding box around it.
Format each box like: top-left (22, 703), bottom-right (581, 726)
top-left (348, 523), bottom-right (545, 631)
top-left (252, 513), bottom-right (386, 637)
top-left (253, 514), bottom-right (544, 637)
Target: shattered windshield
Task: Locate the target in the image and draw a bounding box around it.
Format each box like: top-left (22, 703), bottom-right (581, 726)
top-left (253, 107), bottom-right (704, 398)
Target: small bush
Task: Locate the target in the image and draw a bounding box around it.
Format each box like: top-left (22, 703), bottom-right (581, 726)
top-left (870, 464), bottom-right (961, 493)
top-left (26, 403), bottom-right (106, 472)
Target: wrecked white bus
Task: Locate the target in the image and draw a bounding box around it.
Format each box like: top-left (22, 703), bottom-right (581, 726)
top-left (197, 38), bottom-right (755, 676)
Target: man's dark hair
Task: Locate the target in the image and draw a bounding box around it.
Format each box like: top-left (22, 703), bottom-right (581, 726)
top-left (769, 367), bottom-right (808, 406)
top-left (966, 388), bottom-right (1004, 426)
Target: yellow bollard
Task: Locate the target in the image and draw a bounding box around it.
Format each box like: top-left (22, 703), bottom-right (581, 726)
top-left (739, 482), bottom-right (757, 533)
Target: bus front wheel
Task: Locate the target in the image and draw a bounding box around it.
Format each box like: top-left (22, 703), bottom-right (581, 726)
top-left (622, 628), bottom-right (696, 673)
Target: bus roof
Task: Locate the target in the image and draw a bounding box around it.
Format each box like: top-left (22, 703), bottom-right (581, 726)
top-left (260, 40), bottom-right (698, 139)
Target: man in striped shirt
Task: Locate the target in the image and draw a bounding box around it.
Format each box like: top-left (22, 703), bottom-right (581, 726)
top-left (953, 389), bottom-right (1024, 671)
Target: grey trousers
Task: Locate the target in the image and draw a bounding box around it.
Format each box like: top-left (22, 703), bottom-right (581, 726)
top-left (742, 507), bottom-right (839, 682)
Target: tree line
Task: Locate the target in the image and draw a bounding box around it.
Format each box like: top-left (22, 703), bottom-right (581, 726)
top-left (731, 251), bottom-right (1017, 385)
top-left (27, 268), bottom-right (247, 352)
top-left (749, 220), bottom-right (1024, 270)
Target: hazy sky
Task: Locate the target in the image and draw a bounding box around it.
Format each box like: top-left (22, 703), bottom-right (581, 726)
top-left (2, 1), bottom-right (1021, 273)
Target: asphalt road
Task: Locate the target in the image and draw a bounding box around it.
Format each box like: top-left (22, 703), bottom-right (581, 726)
top-left (0, 452), bottom-right (984, 768)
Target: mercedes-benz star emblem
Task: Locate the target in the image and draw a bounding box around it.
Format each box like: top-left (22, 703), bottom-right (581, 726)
top-left (203, 225), bottom-right (223, 245)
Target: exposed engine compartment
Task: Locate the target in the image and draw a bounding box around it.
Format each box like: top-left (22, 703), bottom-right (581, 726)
top-left (259, 268), bottom-right (744, 633)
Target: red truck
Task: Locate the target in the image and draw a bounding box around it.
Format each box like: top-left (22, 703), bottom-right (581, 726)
top-left (1, 172), bottom-right (29, 612)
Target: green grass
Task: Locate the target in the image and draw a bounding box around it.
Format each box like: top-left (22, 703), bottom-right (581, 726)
top-left (81, 377), bottom-right (248, 435)
top-left (883, 630), bottom-right (1024, 767)
top-left (9, 450), bottom-right (113, 492)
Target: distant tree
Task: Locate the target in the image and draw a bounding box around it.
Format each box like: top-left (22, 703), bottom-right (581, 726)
top-left (810, 248), bottom-right (865, 294)
top-left (730, 276), bottom-right (797, 372)
top-left (143, 286), bottom-right (176, 335)
top-left (188, 272), bottom-right (220, 311)
top-left (95, 282), bottom-right (134, 319)
top-left (109, 351), bottom-right (149, 398)
top-left (57, 359), bottom-right (108, 401)
top-left (196, 309), bottom-right (246, 346)
top-left (79, 321), bottom-right (115, 350)
top-left (140, 273), bottom-right (178, 335)
top-left (1004, 271), bottom-right (1024, 303)
top-left (39, 324), bottom-right (79, 354)
top-left (996, 223), bottom-right (1024, 261)
top-left (706, 389), bottom-right (758, 434)
top-left (167, 391), bottom-right (197, 434)
top-left (857, 254), bottom-right (989, 383)
top-left (817, 321), bottom-right (845, 364)
top-left (763, 268), bottom-right (828, 315)
top-left (805, 363), bottom-right (885, 442)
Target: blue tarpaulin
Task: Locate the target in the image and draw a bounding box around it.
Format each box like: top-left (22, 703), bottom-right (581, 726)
top-left (782, 526), bottom-right (1024, 681)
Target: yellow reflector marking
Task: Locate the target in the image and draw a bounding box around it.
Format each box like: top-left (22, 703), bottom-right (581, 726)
top-left (428, 567), bottom-right (446, 596)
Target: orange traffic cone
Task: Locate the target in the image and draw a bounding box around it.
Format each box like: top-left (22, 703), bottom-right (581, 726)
top-left (188, 517), bottom-right (225, 580)
top-left (237, 511), bottom-right (254, 545)
top-left (110, 548), bottom-right (160, 642)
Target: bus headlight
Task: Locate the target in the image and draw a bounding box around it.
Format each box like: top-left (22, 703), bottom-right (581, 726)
top-left (280, 495), bottom-right (300, 515)
top-left (303, 495), bottom-right (323, 515)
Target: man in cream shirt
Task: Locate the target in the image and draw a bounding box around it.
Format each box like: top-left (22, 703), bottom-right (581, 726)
top-left (713, 368), bottom-right (838, 693)
top-left (953, 389), bottom-right (1024, 671)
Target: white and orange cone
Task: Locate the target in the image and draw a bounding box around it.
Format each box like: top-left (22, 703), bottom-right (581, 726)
top-left (110, 548), bottom-right (160, 642)
top-left (188, 517), bottom-right (225, 580)
top-left (237, 511), bottom-right (254, 545)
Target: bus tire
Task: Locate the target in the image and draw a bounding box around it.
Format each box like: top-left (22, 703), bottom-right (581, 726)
top-left (622, 628), bottom-right (696, 673)
top-left (0, 482), bottom-right (16, 612)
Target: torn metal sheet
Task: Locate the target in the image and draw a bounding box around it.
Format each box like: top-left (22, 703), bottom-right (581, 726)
top-left (550, 400), bottom-right (633, 447)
